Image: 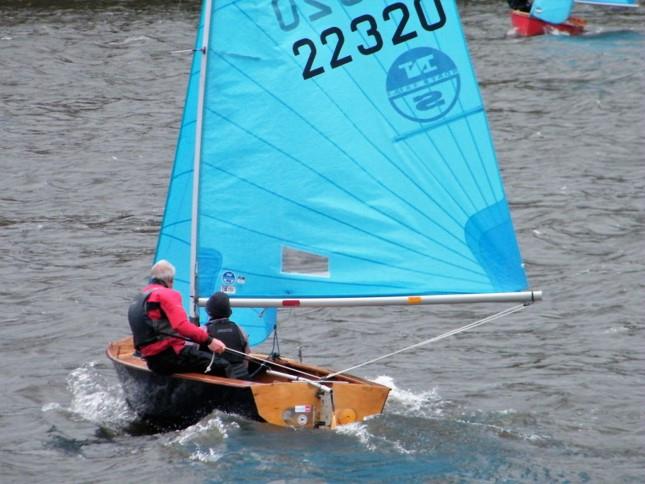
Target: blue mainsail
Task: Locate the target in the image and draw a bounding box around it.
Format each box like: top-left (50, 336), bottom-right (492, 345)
top-left (530, 0), bottom-right (575, 24)
top-left (157, 0), bottom-right (532, 345)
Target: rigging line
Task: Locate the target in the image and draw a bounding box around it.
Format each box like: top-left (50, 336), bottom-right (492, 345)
top-left (232, 6), bottom-right (476, 260)
top-left (155, 320), bottom-right (317, 379)
top-left (224, 347), bottom-right (321, 380)
top-left (320, 303), bottom-right (529, 380)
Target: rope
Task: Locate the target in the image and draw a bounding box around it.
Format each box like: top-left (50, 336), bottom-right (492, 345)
top-left (224, 347), bottom-right (321, 380)
top-left (205, 351), bottom-right (216, 374)
top-left (321, 303), bottom-right (529, 380)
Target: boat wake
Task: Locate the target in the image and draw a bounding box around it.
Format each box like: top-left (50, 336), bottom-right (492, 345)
top-left (58, 367), bottom-right (562, 480)
top-left (60, 365), bottom-right (551, 466)
top-left (167, 415), bottom-right (241, 463)
top-left (333, 376), bottom-right (553, 457)
top-left (374, 375), bottom-right (447, 418)
top-left (50, 362), bottom-right (136, 431)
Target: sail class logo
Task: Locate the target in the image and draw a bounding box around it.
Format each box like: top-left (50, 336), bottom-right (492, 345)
top-left (386, 47), bottom-right (460, 123)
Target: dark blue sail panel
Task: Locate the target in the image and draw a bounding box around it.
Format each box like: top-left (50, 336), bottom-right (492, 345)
top-left (196, 0), bottom-right (529, 300)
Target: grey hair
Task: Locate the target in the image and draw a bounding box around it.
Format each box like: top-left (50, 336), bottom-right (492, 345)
top-left (150, 259), bottom-right (176, 283)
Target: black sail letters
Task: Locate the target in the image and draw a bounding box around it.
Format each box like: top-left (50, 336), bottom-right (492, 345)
top-left (284, 0), bottom-right (447, 80)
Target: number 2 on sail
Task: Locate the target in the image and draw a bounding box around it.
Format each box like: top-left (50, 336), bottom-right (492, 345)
top-left (288, 0), bottom-right (446, 80)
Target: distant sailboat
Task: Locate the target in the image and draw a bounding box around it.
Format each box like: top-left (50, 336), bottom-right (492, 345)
top-left (109, 0), bottom-right (541, 430)
top-left (511, 0), bottom-right (638, 37)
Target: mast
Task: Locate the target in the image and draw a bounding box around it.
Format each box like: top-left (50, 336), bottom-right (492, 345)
top-left (189, 0), bottom-right (213, 322)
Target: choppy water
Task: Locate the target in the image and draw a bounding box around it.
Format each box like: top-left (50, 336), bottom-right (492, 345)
top-left (1, 1), bottom-right (643, 482)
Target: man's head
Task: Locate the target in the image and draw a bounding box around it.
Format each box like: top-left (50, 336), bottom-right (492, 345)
top-left (150, 260), bottom-right (176, 287)
top-left (206, 291), bottom-right (232, 319)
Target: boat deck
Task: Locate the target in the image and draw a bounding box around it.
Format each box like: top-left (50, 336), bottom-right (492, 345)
top-left (107, 336), bottom-right (373, 388)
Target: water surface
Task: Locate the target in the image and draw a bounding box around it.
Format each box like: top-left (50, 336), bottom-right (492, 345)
top-left (1, 1), bottom-right (643, 482)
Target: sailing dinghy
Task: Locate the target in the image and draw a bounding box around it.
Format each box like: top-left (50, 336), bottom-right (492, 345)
top-left (108, 0), bottom-right (541, 430)
top-left (510, 0), bottom-right (638, 37)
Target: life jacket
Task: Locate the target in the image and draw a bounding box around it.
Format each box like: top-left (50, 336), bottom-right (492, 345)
top-left (206, 318), bottom-right (249, 379)
top-left (206, 319), bottom-right (247, 362)
top-left (127, 289), bottom-right (180, 350)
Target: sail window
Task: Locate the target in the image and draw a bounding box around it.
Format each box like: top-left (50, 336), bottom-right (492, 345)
top-left (282, 247), bottom-right (329, 277)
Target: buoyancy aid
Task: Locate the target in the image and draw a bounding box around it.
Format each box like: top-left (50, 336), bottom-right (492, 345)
top-left (127, 290), bottom-right (180, 350)
top-left (205, 318), bottom-right (251, 379)
top-left (206, 318), bottom-right (247, 364)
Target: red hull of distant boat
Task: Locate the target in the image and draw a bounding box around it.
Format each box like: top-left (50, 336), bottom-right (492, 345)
top-left (510, 10), bottom-right (585, 37)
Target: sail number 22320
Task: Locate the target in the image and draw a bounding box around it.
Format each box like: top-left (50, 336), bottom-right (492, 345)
top-left (272, 0), bottom-right (447, 80)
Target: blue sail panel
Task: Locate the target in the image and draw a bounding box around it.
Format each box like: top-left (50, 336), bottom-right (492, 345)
top-left (155, 2), bottom-right (277, 344)
top-left (575, 0), bottom-right (638, 5)
top-left (154, 5), bottom-right (204, 307)
top-left (196, 0), bottom-right (528, 300)
top-left (530, 0), bottom-right (575, 24)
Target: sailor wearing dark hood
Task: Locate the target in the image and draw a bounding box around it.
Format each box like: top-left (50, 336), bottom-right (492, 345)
top-left (204, 291), bottom-right (252, 379)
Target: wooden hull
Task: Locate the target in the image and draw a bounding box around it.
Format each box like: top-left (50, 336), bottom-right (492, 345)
top-left (510, 10), bottom-right (585, 37)
top-left (107, 337), bottom-right (390, 430)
